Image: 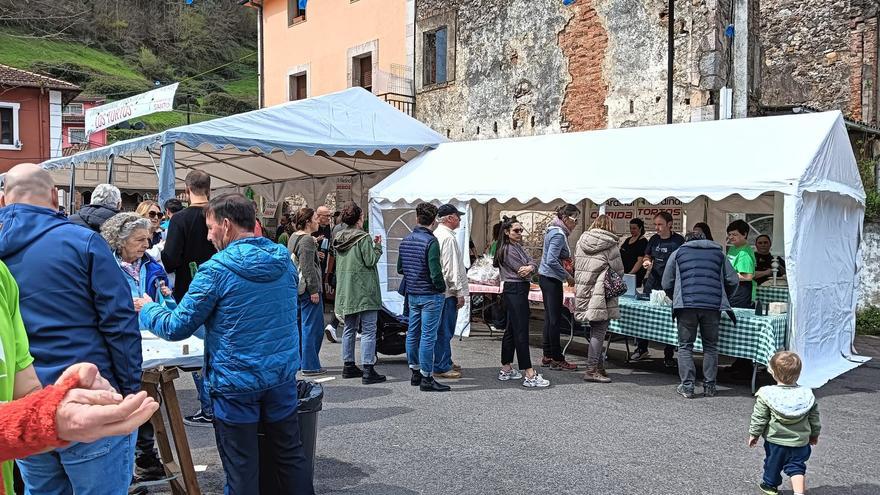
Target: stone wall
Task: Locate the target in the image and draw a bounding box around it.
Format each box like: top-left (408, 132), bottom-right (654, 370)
top-left (759, 0), bottom-right (879, 124)
top-left (860, 221), bottom-right (880, 308)
top-left (415, 0), bottom-right (732, 138)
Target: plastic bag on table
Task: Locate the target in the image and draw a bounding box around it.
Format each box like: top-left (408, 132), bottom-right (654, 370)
top-left (649, 289), bottom-right (671, 306)
top-left (467, 254), bottom-right (500, 286)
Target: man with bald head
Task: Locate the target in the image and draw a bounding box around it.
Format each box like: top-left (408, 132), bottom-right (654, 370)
top-left (0, 163), bottom-right (141, 494)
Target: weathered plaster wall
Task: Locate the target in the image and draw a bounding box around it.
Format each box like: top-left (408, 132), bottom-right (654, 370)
top-left (759, 0), bottom-right (853, 114)
top-left (416, 0), bottom-right (572, 140)
top-left (415, 0), bottom-right (731, 137)
top-left (860, 221), bottom-right (880, 308)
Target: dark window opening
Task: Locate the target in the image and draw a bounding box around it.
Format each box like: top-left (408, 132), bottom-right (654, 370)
top-left (0, 108), bottom-right (13, 145)
top-left (289, 73), bottom-right (307, 101)
top-left (354, 55), bottom-right (373, 92)
top-left (288, 0), bottom-right (306, 24)
top-left (423, 26), bottom-right (448, 85)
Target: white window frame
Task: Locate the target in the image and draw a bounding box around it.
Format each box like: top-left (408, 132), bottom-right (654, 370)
top-left (68, 127), bottom-right (86, 145)
top-left (0, 102), bottom-right (21, 151)
top-left (287, 64), bottom-right (311, 101)
top-left (63, 103), bottom-right (84, 116)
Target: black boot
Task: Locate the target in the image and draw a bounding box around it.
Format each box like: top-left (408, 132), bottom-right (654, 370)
top-left (420, 375), bottom-right (451, 392)
top-left (361, 365), bottom-right (387, 385)
top-left (410, 368), bottom-right (423, 386)
top-left (341, 361), bottom-right (363, 379)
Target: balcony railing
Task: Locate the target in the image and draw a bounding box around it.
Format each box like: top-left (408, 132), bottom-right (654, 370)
top-left (378, 92), bottom-right (414, 117)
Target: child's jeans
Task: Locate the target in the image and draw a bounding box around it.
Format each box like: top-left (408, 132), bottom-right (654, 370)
top-left (763, 441), bottom-right (811, 488)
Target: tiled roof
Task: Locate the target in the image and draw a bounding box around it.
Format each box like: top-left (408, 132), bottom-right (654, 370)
top-left (0, 63), bottom-right (81, 91)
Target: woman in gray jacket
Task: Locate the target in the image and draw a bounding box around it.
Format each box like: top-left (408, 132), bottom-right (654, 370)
top-left (289, 208), bottom-right (326, 376)
top-left (538, 204), bottom-right (580, 371)
top-left (574, 214), bottom-right (625, 383)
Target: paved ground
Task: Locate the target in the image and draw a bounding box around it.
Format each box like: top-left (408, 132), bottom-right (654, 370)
top-left (153, 324), bottom-right (880, 495)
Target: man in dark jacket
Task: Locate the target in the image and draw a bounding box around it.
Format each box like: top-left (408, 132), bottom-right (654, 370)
top-left (662, 230), bottom-right (739, 399)
top-left (0, 164), bottom-right (141, 494)
top-left (68, 183), bottom-right (121, 232)
top-left (397, 203), bottom-right (451, 392)
top-left (161, 170), bottom-right (217, 426)
top-left (139, 193), bottom-right (313, 495)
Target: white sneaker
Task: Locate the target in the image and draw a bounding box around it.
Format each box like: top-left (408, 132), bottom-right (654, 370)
top-left (498, 368), bottom-right (523, 381)
top-left (324, 324), bottom-right (338, 343)
top-left (630, 349), bottom-right (650, 361)
top-left (523, 373), bottom-right (550, 388)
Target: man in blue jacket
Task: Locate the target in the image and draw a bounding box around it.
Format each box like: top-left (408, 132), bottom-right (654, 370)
top-left (0, 163), bottom-right (141, 494)
top-left (138, 193), bottom-right (313, 495)
top-left (662, 230), bottom-right (739, 399)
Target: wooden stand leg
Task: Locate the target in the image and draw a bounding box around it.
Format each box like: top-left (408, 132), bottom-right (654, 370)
top-left (143, 368), bottom-right (202, 495)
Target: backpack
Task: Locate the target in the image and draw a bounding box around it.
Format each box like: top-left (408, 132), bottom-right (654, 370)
top-left (290, 235), bottom-right (307, 295)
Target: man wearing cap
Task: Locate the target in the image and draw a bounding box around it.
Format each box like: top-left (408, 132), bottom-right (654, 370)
top-left (433, 204), bottom-right (468, 379)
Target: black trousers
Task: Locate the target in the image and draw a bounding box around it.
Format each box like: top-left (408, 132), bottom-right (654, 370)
top-left (539, 275), bottom-right (565, 360)
top-left (501, 281), bottom-right (533, 370)
top-left (214, 410), bottom-right (315, 495)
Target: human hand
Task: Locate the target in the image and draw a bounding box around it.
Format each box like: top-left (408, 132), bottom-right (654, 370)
top-left (517, 265), bottom-right (533, 278)
top-left (56, 390), bottom-right (159, 444)
top-left (55, 363), bottom-right (116, 393)
top-left (748, 436), bottom-right (759, 448)
top-left (160, 285), bottom-right (172, 297)
top-left (642, 258), bottom-right (653, 270)
top-left (317, 252), bottom-right (326, 261)
top-left (457, 296), bottom-right (465, 309)
top-left (310, 293), bottom-right (320, 304)
top-left (809, 436), bottom-right (819, 446)
top-left (133, 294), bottom-right (154, 312)
top-left (374, 235), bottom-right (383, 245)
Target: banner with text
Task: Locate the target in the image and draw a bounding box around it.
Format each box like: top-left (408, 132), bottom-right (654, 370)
top-left (85, 83), bottom-right (179, 135)
top-left (590, 198), bottom-right (684, 234)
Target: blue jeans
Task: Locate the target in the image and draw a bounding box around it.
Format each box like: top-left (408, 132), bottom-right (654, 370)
top-left (406, 293), bottom-right (445, 376)
top-left (762, 441), bottom-right (811, 488)
top-left (192, 369), bottom-right (214, 416)
top-left (298, 293), bottom-right (325, 372)
top-left (433, 296), bottom-right (458, 373)
top-left (342, 310), bottom-right (378, 365)
top-left (17, 432), bottom-right (136, 495)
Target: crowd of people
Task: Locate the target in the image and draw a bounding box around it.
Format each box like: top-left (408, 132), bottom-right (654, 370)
top-left (0, 161), bottom-right (814, 495)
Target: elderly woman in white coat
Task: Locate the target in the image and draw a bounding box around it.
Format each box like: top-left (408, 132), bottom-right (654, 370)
top-left (574, 214), bottom-right (625, 383)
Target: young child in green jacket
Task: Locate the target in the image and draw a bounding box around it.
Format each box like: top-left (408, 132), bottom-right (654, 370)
top-left (748, 351), bottom-right (821, 495)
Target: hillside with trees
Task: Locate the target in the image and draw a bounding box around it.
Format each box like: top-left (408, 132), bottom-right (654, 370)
top-left (0, 0), bottom-right (258, 140)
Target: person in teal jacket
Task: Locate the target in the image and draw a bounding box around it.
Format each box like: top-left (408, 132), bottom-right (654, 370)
top-left (138, 193), bottom-right (313, 495)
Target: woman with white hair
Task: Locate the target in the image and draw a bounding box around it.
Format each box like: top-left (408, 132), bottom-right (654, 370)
top-left (101, 213), bottom-right (173, 302)
top-left (100, 212), bottom-right (172, 489)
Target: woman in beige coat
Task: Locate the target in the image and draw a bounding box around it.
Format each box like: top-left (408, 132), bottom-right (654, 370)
top-left (574, 214), bottom-right (625, 383)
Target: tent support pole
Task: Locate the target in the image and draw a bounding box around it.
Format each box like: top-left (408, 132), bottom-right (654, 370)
top-left (107, 155), bottom-right (115, 184)
top-left (176, 143), bottom-right (276, 183)
top-left (68, 165), bottom-right (76, 213)
top-left (773, 192), bottom-right (785, 257)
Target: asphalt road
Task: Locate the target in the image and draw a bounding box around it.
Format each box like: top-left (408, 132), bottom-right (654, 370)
top-left (153, 326), bottom-right (880, 495)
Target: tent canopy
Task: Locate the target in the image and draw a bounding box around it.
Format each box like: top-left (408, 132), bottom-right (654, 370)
top-left (371, 111), bottom-right (864, 206)
top-left (41, 87), bottom-right (445, 198)
top-left (370, 111), bottom-right (869, 388)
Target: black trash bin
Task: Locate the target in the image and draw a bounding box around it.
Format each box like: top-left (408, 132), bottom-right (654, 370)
top-left (258, 380), bottom-right (324, 494)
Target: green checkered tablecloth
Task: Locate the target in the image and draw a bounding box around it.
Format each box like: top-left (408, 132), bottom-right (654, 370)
top-left (756, 285), bottom-right (790, 304)
top-left (609, 298), bottom-right (787, 365)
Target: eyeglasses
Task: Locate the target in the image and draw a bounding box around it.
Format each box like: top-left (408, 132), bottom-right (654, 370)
top-left (512, 228), bottom-right (524, 233)
top-left (148, 211), bottom-right (161, 218)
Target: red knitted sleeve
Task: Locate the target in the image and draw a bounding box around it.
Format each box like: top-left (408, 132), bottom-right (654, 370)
top-left (0, 375), bottom-right (79, 463)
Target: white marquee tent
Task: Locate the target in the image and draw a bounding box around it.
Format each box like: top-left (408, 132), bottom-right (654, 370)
top-left (370, 111), bottom-right (869, 388)
top-left (41, 88), bottom-right (445, 209)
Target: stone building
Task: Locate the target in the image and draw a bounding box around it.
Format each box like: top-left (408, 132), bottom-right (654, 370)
top-left (414, 0), bottom-right (739, 140)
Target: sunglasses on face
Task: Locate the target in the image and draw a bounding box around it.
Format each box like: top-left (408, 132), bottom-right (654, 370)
top-left (148, 211), bottom-right (161, 218)
top-left (512, 228), bottom-right (524, 233)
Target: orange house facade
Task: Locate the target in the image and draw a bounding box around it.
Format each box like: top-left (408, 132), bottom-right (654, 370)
top-left (248, 0), bottom-right (415, 113)
top-left (0, 65), bottom-right (81, 172)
